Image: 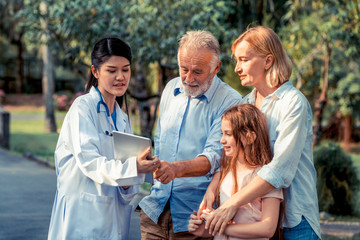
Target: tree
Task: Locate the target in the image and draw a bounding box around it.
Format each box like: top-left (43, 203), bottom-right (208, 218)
top-left (280, 0), bottom-right (360, 146)
top-left (10, 0), bottom-right (294, 138)
top-left (40, 2), bottom-right (57, 132)
top-left (18, 0), bottom-right (58, 132)
top-left (39, 1), bottom-right (57, 132)
top-left (124, 0), bottom-right (246, 138)
top-left (19, 0), bottom-right (129, 132)
top-left (326, 0), bottom-right (360, 145)
top-left (0, 0), bottom-right (25, 93)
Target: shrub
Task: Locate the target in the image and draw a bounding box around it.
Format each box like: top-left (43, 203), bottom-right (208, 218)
top-left (314, 142), bottom-right (359, 216)
top-left (53, 91), bottom-right (83, 111)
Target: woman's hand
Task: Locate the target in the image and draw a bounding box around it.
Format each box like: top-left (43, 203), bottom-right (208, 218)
top-left (136, 147), bottom-right (160, 173)
top-left (204, 199), bottom-right (238, 236)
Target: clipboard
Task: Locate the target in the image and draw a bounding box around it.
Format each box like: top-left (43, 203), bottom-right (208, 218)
top-left (113, 131), bottom-right (154, 184)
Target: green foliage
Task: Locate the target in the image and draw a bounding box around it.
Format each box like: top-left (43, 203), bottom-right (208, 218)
top-left (314, 142), bottom-right (360, 215)
top-left (222, 62), bottom-right (253, 96)
top-left (328, 59), bottom-right (360, 117)
top-left (280, 0), bottom-right (360, 131)
top-left (17, 0), bottom-right (129, 79)
top-left (125, 0), bottom-right (238, 68)
top-left (2, 0), bottom-right (359, 140)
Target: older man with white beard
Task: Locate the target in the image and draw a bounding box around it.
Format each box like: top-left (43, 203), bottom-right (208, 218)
top-left (139, 30), bottom-right (242, 240)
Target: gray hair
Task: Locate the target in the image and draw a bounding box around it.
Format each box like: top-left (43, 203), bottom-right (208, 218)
top-left (178, 30), bottom-right (220, 71)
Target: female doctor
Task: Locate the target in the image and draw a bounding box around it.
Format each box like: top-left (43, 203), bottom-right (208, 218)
top-left (48, 37), bottom-right (160, 240)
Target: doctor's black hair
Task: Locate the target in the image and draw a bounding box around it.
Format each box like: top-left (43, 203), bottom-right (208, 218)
top-left (85, 37), bottom-right (132, 110)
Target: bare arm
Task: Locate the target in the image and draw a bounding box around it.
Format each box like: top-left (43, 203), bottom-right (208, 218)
top-left (205, 176), bottom-right (275, 235)
top-left (197, 172), bottom-right (220, 217)
top-left (154, 156), bottom-right (211, 184)
top-left (221, 197), bottom-right (280, 238)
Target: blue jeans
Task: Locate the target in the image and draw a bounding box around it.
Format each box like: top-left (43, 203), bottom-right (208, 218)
top-left (283, 216), bottom-right (321, 240)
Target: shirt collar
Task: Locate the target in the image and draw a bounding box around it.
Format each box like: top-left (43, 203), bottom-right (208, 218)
top-left (246, 80), bottom-right (292, 103)
top-left (272, 81), bottom-right (292, 99)
top-left (90, 86), bottom-right (127, 131)
top-left (90, 86), bottom-right (102, 105)
top-left (173, 75), bottom-right (220, 103)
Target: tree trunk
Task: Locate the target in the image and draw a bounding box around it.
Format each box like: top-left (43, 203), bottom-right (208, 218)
top-left (322, 111), bottom-right (342, 141)
top-left (41, 41), bottom-right (57, 133)
top-left (16, 35), bottom-right (24, 93)
top-left (342, 115), bottom-right (352, 146)
top-left (11, 32), bottom-right (24, 93)
top-left (313, 42), bottom-right (331, 147)
top-left (40, 2), bottom-right (57, 133)
top-left (256, 0), bottom-right (264, 25)
top-left (132, 62), bottom-right (157, 139)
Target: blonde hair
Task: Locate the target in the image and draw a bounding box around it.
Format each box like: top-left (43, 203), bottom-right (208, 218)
top-left (232, 26), bottom-right (292, 88)
top-left (178, 30), bottom-right (220, 71)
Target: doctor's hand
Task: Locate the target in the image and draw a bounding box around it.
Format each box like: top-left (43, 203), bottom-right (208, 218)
top-left (153, 160), bottom-right (176, 184)
top-left (136, 147), bottom-right (160, 173)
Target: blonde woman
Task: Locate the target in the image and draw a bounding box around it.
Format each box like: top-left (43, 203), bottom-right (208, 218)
top-left (199, 26), bottom-right (321, 240)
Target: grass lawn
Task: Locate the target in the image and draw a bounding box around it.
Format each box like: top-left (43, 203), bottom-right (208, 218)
top-left (9, 109), bottom-right (66, 165)
top-left (7, 108), bottom-right (141, 166)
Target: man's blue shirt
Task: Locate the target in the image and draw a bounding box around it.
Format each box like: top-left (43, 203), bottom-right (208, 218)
top-left (139, 76), bottom-right (242, 233)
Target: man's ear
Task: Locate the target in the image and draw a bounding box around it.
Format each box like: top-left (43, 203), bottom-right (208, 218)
top-left (265, 54), bottom-right (274, 71)
top-left (212, 61), bottom-right (222, 76)
top-left (246, 131), bottom-right (257, 145)
top-left (91, 65), bottom-right (99, 79)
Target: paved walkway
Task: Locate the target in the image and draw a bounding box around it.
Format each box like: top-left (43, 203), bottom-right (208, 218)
top-left (0, 148), bottom-right (141, 240)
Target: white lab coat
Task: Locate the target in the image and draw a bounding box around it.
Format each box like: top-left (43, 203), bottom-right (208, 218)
top-left (48, 87), bottom-right (145, 240)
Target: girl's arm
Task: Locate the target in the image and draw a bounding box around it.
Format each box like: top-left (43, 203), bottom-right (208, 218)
top-left (205, 176), bottom-right (274, 235)
top-left (197, 172), bottom-right (220, 217)
top-left (203, 197), bottom-right (281, 238)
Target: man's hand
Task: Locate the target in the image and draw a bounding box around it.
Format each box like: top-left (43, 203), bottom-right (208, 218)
top-left (204, 200), bottom-right (238, 236)
top-left (136, 147), bottom-right (160, 173)
top-left (153, 160), bottom-right (176, 184)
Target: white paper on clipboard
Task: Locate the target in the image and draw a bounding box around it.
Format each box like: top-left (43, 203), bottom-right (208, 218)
top-left (113, 131), bottom-right (154, 184)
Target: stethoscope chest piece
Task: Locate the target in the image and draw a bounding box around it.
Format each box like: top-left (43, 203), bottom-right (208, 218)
top-left (104, 130), bottom-right (113, 136)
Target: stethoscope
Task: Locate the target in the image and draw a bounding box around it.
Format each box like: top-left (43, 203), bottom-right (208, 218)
top-left (95, 87), bottom-right (118, 136)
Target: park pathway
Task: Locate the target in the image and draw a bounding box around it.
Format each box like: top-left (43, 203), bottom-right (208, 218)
top-left (0, 148), bottom-right (141, 240)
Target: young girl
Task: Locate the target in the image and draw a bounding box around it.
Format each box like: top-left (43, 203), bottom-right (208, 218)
top-left (48, 37), bottom-right (160, 240)
top-left (189, 104), bottom-right (283, 240)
